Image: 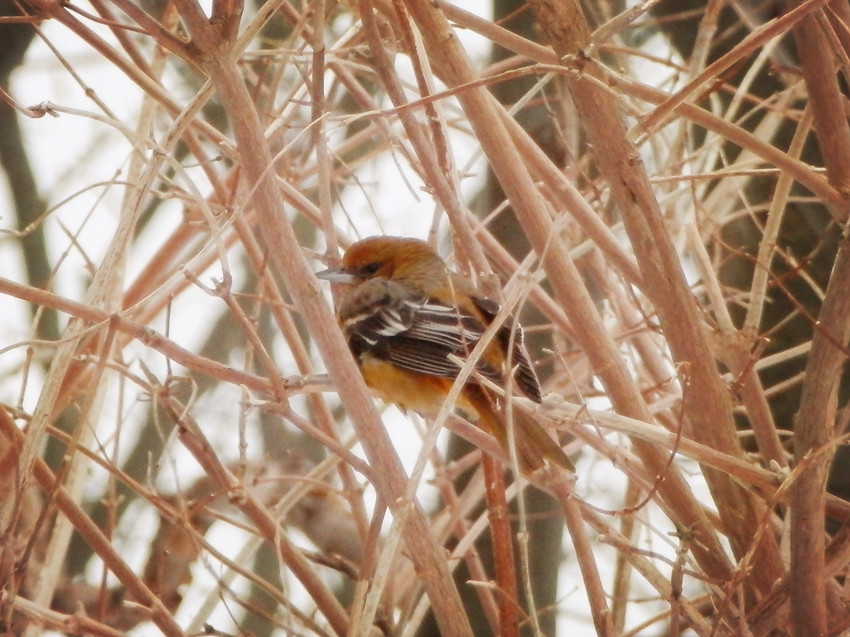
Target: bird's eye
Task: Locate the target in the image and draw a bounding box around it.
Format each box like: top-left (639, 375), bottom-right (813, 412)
top-left (359, 262), bottom-right (382, 276)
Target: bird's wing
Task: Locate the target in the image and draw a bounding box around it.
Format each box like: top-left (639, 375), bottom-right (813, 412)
top-left (470, 295), bottom-right (542, 403)
top-left (340, 278), bottom-right (502, 384)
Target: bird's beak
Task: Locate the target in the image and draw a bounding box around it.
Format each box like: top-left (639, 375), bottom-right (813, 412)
top-left (315, 266), bottom-right (358, 284)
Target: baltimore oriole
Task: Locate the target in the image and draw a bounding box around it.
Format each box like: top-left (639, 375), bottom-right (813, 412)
top-left (317, 236), bottom-right (573, 473)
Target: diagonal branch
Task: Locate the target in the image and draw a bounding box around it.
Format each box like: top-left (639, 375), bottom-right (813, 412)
top-left (167, 5), bottom-right (475, 636)
top-left (525, 0), bottom-right (785, 597)
top-left (400, 0), bottom-right (736, 587)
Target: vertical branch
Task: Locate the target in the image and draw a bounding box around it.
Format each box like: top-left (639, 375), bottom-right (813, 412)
top-left (0, 12), bottom-right (57, 342)
top-left (525, 0), bottom-right (784, 594)
top-left (787, 1), bottom-right (850, 198)
top-left (168, 6), bottom-right (474, 636)
top-left (790, 239), bottom-right (850, 635)
top-left (556, 484), bottom-right (614, 637)
top-left (481, 455), bottom-right (519, 637)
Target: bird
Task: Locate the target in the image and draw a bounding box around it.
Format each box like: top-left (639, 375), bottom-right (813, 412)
top-left (316, 236), bottom-right (573, 473)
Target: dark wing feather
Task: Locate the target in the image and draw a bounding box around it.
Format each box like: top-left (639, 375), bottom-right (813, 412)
top-left (340, 278), bottom-right (501, 384)
top-left (470, 295), bottom-right (542, 403)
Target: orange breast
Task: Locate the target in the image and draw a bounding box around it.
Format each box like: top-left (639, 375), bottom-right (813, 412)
top-left (357, 355), bottom-right (480, 418)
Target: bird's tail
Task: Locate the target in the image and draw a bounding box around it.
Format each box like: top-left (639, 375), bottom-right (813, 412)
top-left (466, 387), bottom-right (574, 473)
